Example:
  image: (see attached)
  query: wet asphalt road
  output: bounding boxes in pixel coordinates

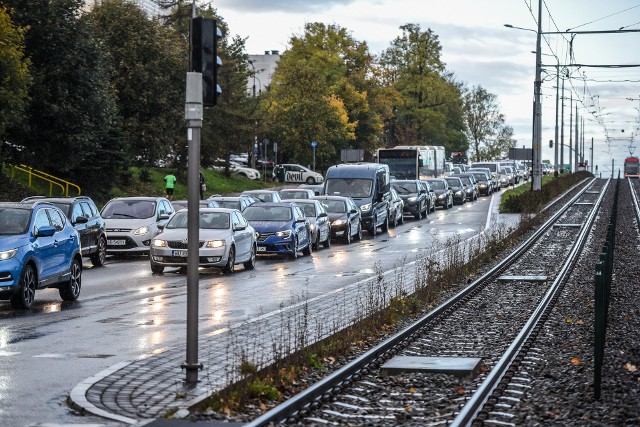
[0,194,502,426]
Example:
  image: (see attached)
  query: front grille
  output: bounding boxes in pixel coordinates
[106,228,132,233]
[167,241,205,249]
[257,232,275,242]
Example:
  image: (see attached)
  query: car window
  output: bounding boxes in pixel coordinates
[166,211,188,229]
[294,206,305,221]
[101,200,156,219]
[323,200,346,213]
[325,178,373,198]
[33,209,50,232]
[201,212,230,229]
[233,211,248,228]
[0,207,31,235]
[72,203,85,222]
[392,182,418,194]
[47,209,65,231]
[80,201,94,218]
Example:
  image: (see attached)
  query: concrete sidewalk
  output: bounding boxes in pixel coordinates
[69,190,522,426]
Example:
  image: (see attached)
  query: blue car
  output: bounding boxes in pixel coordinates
[242,202,312,259]
[0,201,83,309]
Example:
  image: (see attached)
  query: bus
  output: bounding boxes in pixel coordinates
[377,145,446,179]
[624,156,640,178]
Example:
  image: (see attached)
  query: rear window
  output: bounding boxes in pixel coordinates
[472,163,497,172]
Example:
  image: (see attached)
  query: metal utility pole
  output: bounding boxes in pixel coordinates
[560,77,565,173]
[591,137,594,173]
[554,59,559,177]
[575,104,579,171]
[569,94,573,173]
[532,0,543,190]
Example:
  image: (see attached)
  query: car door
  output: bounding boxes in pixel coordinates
[32,208,58,284]
[346,198,359,236]
[71,202,90,256]
[47,208,76,278]
[80,201,100,253]
[231,211,251,261]
[292,206,309,247]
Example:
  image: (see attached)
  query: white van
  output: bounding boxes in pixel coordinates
[471,161,502,186]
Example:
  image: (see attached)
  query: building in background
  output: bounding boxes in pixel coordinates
[247,50,281,96]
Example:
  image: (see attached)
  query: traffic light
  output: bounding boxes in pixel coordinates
[191,17,222,107]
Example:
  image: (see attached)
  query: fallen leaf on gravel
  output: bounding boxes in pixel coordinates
[259,402,267,410]
[624,363,637,372]
[571,357,581,366]
[565,317,573,323]
[456,386,465,395]
[223,406,231,416]
[623,315,630,321]
[404,405,412,411]
[576,319,585,325]
[409,387,416,393]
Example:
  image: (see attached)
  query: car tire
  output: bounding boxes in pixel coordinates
[390,211,398,228]
[355,223,363,241]
[290,237,299,259]
[344,224,352,245]
[302,238,312,256]
[243,245,256,270]
[370,216,377,236]
[421,203,428,218]
[399,212,404,225]
[306,177,316,185]
[414,206,421,220]
[381,213,389,232]
[312,230,319,251]
[11,264,36,309]
[90,236,107,267]
[222,245,235,274]
[323,231,331,248]
[150,260,164,274]
[59,258,82,302]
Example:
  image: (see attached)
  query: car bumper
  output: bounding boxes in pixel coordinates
[106,233,152,253]
[0,259,22,299]
[403,202,421,215]
[150,246,228,267]
[256,236,296,255]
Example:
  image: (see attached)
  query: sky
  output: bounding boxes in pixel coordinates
[214,0,640,175]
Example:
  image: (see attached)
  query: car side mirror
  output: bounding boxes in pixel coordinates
[420,189,426,194]
[157,223,165,230]
[74,215,89,224]
[318,212,327,218]
[233,224,246,231]
[350,208,358,214]
[36,225,56,237]
[158,213,170,220]
[295,218,306,223]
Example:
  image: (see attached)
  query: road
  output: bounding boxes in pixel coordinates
[0,193,510,426]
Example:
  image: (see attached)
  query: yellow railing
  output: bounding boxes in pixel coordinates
[8,164,81,197]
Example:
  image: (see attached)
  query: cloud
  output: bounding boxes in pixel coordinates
[216,0,358,13]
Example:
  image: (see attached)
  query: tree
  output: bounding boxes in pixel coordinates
[463,85,505,161]
[85,0,186,167]
[3,0,127,197]
[379,24,467,154]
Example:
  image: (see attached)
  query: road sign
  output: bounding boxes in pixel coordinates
[311,141,317,148]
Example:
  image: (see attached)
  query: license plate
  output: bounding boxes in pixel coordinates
[108,239,126,246]
[172,250,188,257]
[257,246,267,252]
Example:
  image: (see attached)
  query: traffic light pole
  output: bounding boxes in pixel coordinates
[183,72,203,385]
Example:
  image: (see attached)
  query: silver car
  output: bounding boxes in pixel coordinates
[294,199,331,250]
[101,196,174,254]
[149,208,257,274]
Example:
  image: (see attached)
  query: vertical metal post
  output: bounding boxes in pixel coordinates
[532,0,543,190]
[575,105,579,171]
[560,77,565,172]
[591,137,594,173]
[554,60,559,177]
[569,95,573,173]
[183,72,203,384]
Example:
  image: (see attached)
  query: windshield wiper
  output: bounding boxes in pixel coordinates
[111,212,137,218]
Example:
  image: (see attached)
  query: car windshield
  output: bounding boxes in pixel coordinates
[166,211,230,229]
[216,200,240,210]
[325,178,372,198]
[392,182,418,194]
[459,177,471,185]
[0,207,31,235]
[300,204,317,217]
[101,200,156,219]
[428,180,445,190]
[445,179,460,187]
[243,206,292,221]
[472,173,487,181]
[322,200,347,213]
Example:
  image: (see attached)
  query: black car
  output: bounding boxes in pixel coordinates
[391,179,428,220]
[22,195,107,266]
[469,171,493,196]
[425,178,453,209]
[388,187,404,227]
[444,177,467,205]
[451,174,478,201]
[312,195,362,244]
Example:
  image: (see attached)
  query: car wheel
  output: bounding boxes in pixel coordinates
[399,212,404,225]
[150,260,164,274]
[222,245,235,274]
[11,264,36,309]
[312,230,319,251]
[243,244,256,270]
[290,237,299,259]
[421,203,428,218]
[355,223,363,241]
[306,177,316,185]
[449,197,454,209]
[390,210,397,228]
[90,236,107,267]
[370,217,377,236]
[302,238,312,256]
[59,258,82,302]
[323,231,331,248]
[344,224,352,245]
[413,206,421,220]
[381,213,389,232]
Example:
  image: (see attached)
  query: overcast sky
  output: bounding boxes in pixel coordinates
[215,0,640,174]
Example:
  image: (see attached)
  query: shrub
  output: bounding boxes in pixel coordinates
[501,172,592,213]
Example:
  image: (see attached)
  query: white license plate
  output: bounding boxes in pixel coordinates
[257,246,267,252]
[172,250,188,257]
[108,239,126,246]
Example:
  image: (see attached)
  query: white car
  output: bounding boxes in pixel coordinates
[273,164,324,185]
[211,159,261,180]
[149,208,257,274]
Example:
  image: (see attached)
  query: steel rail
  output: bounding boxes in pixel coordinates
[245,178,596,426]
[628,177,640,231]
[452,178,609,426]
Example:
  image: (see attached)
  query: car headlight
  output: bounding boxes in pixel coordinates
[308,224,315,232]
[134,225,151,236]
[438,194,445,199]
[407,197,417,203]
[332,219,346,226]
[205,240,225,248]
[479,183,487,188]
[360,203,371,212]
[275,230,292,238]
[0,248,18,261]
[455,191,462,196]
[152,239,166,248]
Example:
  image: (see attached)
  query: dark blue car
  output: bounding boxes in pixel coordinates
[242,202,312,259]
[0,201,83,309]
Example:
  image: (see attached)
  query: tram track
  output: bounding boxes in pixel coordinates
[245,177,608,426]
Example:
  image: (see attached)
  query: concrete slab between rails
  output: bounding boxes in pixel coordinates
[553,223,582,228]
[380,356,483,378]
[497,275,548,282]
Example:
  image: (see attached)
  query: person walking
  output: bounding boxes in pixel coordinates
[164,171,177,201]
[199,171,206,200]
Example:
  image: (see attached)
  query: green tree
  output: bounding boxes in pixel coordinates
[379,23,467,154]
[463,85,505,162]
[3,0,127,197]
[85,0,186,167]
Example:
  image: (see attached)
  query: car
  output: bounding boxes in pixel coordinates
[388,187,404,227]
[208,195,257,211]
[211,159,261,180]
[273,164,324,185]
[468,167,500,192]
[294,199,331,250]
[420,180,438,213]
[100,196,175,255]
[469,171,493,196]
[391,179,428,220]
[312,195,362,244]
[451,174,479,201]
[279,188,317,200]
[21,195,107,267]
[171,199,221,211]
[242,202,312,259]
[0,201,83,309]
[445,177,467,204]
[425,178,454,209]
[149,208,257,274]
[502,166,516,186]
[241,190,283,203]
[298,183,324,195]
